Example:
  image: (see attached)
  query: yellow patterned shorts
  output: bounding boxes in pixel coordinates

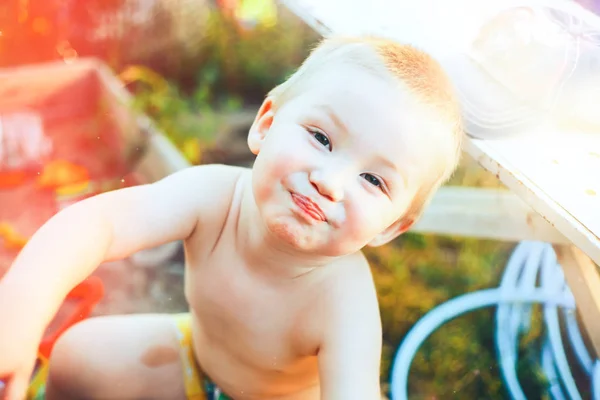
[173,313,231,400]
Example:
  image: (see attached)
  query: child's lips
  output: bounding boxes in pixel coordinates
[291,193,327,222]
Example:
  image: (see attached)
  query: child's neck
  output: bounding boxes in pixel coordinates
[236,179,336,281]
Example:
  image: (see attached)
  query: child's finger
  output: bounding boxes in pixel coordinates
[5,371,30,400]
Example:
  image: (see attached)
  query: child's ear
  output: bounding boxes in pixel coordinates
[248,97,275,155]
[367,218,414,247]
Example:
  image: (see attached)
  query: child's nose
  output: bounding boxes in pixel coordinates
[309,168,345,202]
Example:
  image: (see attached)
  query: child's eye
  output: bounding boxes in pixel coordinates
[307,128,331,150]
[361,173,384,191]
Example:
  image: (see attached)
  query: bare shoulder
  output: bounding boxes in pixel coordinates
[294,252,382,362]
[161,163,246,194]
[324,252,377,298]
[171,163,248,228]
[320,252,382,330]
[166,163,246,202]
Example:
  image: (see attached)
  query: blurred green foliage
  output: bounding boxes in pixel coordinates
[120,5,318,164]
[120,63,237,164]
[118,3,319,104]
[183,8,319,104]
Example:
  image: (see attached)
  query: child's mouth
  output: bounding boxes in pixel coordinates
[291,193,327,222]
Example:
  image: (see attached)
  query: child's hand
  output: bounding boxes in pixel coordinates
[0,291,46,400]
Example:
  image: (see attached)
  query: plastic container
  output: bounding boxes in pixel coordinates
[0,59,148,277]
[382,0,600,138]
[453,0,600,138]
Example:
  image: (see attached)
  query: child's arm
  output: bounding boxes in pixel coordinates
[2,163,242,325]
[318,261,383,400]
[0,164,242,400]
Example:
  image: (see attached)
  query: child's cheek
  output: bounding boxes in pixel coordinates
[270,132,308,171]
[354,202,389,237]
[345,204,371,238]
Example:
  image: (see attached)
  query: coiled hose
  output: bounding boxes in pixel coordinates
[390,241,599,399]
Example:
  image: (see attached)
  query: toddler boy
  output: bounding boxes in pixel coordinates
[0,36,462,400]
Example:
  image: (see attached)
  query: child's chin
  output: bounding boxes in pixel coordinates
[267,220,360,258]
[267,218,326,251]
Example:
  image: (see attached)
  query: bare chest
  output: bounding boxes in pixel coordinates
[184,240,320,370]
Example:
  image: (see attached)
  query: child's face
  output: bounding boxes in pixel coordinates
[249,62,431,256]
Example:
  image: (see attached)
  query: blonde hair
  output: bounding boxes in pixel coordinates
[269,36,463,223]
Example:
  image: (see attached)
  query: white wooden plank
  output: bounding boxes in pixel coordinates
[413,186,569,243]
[465,135,600,267]
[553,245,600,357]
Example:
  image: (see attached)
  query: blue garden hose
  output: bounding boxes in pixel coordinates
[390,241,599,400]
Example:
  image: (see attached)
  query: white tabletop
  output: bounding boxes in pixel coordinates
[282,0,600,266]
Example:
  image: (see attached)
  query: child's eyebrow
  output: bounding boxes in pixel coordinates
[374,154,398,172]
[373,154,408,187]
[316,104,349,134]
